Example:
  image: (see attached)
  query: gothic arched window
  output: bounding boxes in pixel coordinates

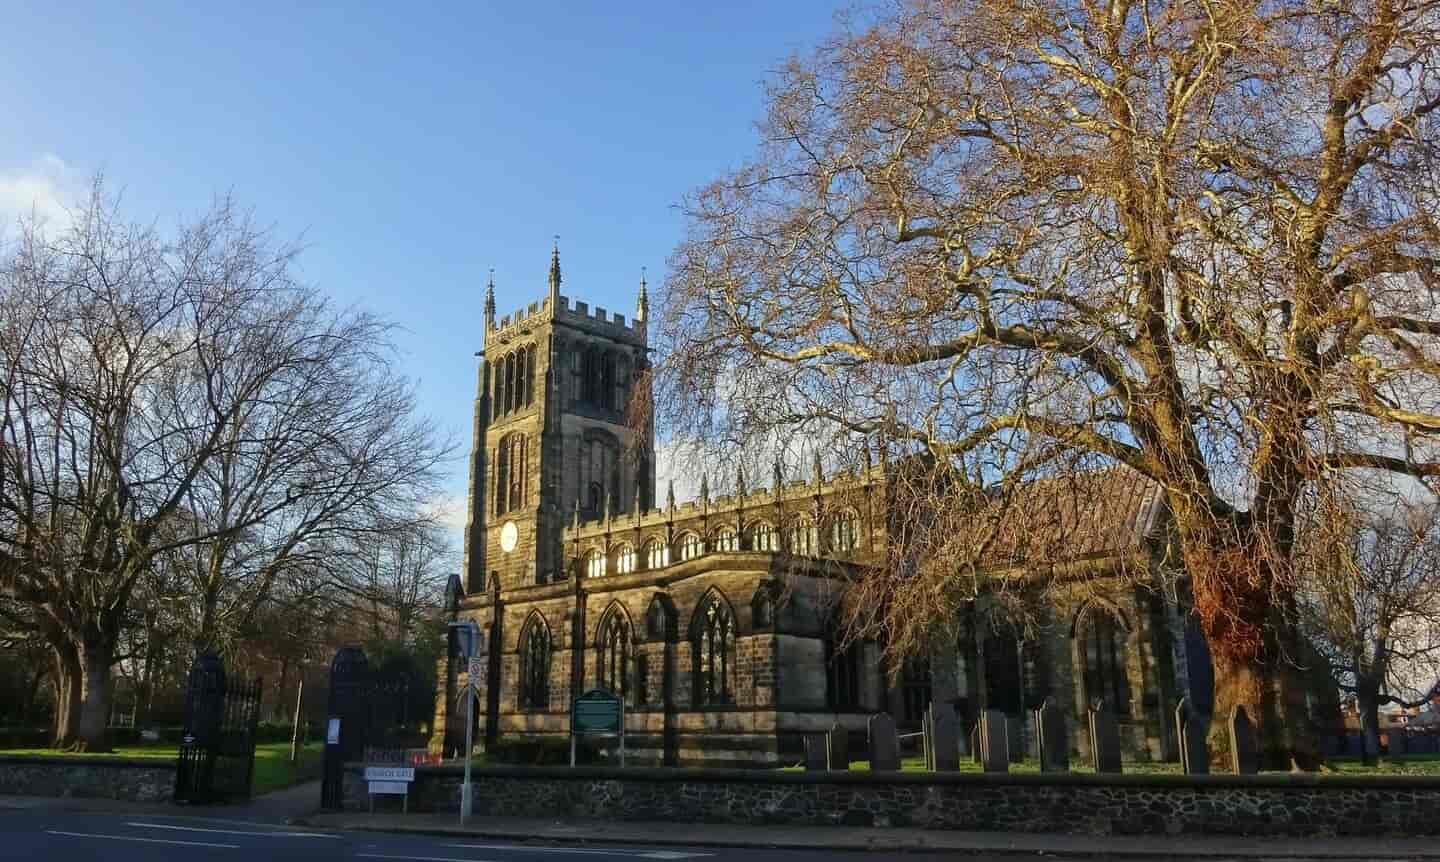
[495,433,526,516]
[830,510,858,552]
[713,527,738,552]
[490,360,504,421]
[645,539,669,570]
[787,518,818,556]
[678,532,703,561]
[1077,605,1131,715]
[518,615,551,710]
[900,657,931,723]
[615,544,636,575]
[596,606,631,699]
[827,631,863,710]
[749,522,776,552]
[504,352,517,415]
[983,623,1024,715]
[585,548,606,578]
[601,351,617,410]
[693,592,736,706]
[524,344,536,406]
[645,597,669,640]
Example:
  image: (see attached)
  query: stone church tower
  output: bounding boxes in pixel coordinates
[463,243,653,595]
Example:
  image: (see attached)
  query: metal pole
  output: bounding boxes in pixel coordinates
[461,689,473,825]
[289,673,305,764]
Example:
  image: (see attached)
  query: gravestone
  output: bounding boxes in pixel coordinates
[1390,731,1408,758]
[928,703,960,771]
[1228,704,1259,775]
[826,723,850,771]
[1176,697,1210,775]
[1088,701,1122,774]
[970,723,982,763]
[868,713,900,772]
[804,733,827,770]
[980,709,1009,773]
[1036,697,1069,773]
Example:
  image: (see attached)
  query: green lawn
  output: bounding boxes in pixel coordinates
[0,740,325,796]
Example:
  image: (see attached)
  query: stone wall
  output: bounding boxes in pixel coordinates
[0,755,176,802]
[342,764,1440,837]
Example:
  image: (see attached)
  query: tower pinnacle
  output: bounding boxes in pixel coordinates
[548,236,562,312]
[484,268,496,330]
[636,267,649,323]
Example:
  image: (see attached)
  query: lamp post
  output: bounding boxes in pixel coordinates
[448,619,483,825]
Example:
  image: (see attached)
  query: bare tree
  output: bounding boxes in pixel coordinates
[654,0,1440,765]
[0,180,446,749]
[1298,497,1440,762]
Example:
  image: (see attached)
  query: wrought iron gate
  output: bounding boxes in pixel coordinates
[320,646,420,811]
[174,653,263,804]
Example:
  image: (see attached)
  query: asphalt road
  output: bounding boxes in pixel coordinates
[0,809,1090,862]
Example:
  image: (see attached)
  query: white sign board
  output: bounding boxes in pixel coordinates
[368,780,410,796]
[326,718,340,744]
[363,766,416,782]
[468,656,484,679]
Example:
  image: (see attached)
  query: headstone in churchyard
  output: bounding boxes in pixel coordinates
[1036,697,1069,773]
[804,733,826,770]
[1390,730,1408,758]
[1088,700,1122,774]
[980,709,1009,773]
[1228,704,1258,775]
[970,723,982,763]
[868,713,900,772]
[826,723,850,771]
[928,703,960,771]
[1176,697,1210,775]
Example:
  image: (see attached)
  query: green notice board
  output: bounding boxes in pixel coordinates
[572,688,623,735]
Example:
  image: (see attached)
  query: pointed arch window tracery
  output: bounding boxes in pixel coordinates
[693,592,736,706]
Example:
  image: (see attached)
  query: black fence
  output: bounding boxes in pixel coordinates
[174,654,263,804]
[320,646,418,811]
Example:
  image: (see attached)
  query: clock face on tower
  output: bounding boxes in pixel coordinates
[499,520,519,553]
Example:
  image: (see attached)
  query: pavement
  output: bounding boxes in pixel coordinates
[1,784,1438,860]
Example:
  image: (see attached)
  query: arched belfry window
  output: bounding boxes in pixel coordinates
[495,433,527,516]
[1077,604,1131,715]
[596,605,631,699]
[518,614,552,711]
[692,591,736,706]
[525,344,537,406]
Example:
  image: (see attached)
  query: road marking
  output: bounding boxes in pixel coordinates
[128,822,341,839]
[46,829,237,849]
[356,855,504,862]
[441,845,713,859]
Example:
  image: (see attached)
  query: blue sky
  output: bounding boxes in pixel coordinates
[0,1,846,533]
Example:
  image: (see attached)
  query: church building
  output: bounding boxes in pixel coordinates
[431,247,1216,768]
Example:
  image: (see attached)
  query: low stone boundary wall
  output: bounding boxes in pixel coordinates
[342,763,1440,837]
[0,755,176,803]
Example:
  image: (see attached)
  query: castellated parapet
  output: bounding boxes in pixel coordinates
[487,295,646,345]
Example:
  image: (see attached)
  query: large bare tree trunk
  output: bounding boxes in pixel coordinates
[76,640,114,752]
[50,644,81,748]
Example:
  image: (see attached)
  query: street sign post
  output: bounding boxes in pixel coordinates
[362,764,416,813]
[570,688,625,767]
[448,619,484,826]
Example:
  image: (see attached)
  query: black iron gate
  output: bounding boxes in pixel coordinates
[174,653,263,804]
[320,646,420,811]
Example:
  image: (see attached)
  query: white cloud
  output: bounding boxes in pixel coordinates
[0,154,77,234]
[422,491,469,549]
